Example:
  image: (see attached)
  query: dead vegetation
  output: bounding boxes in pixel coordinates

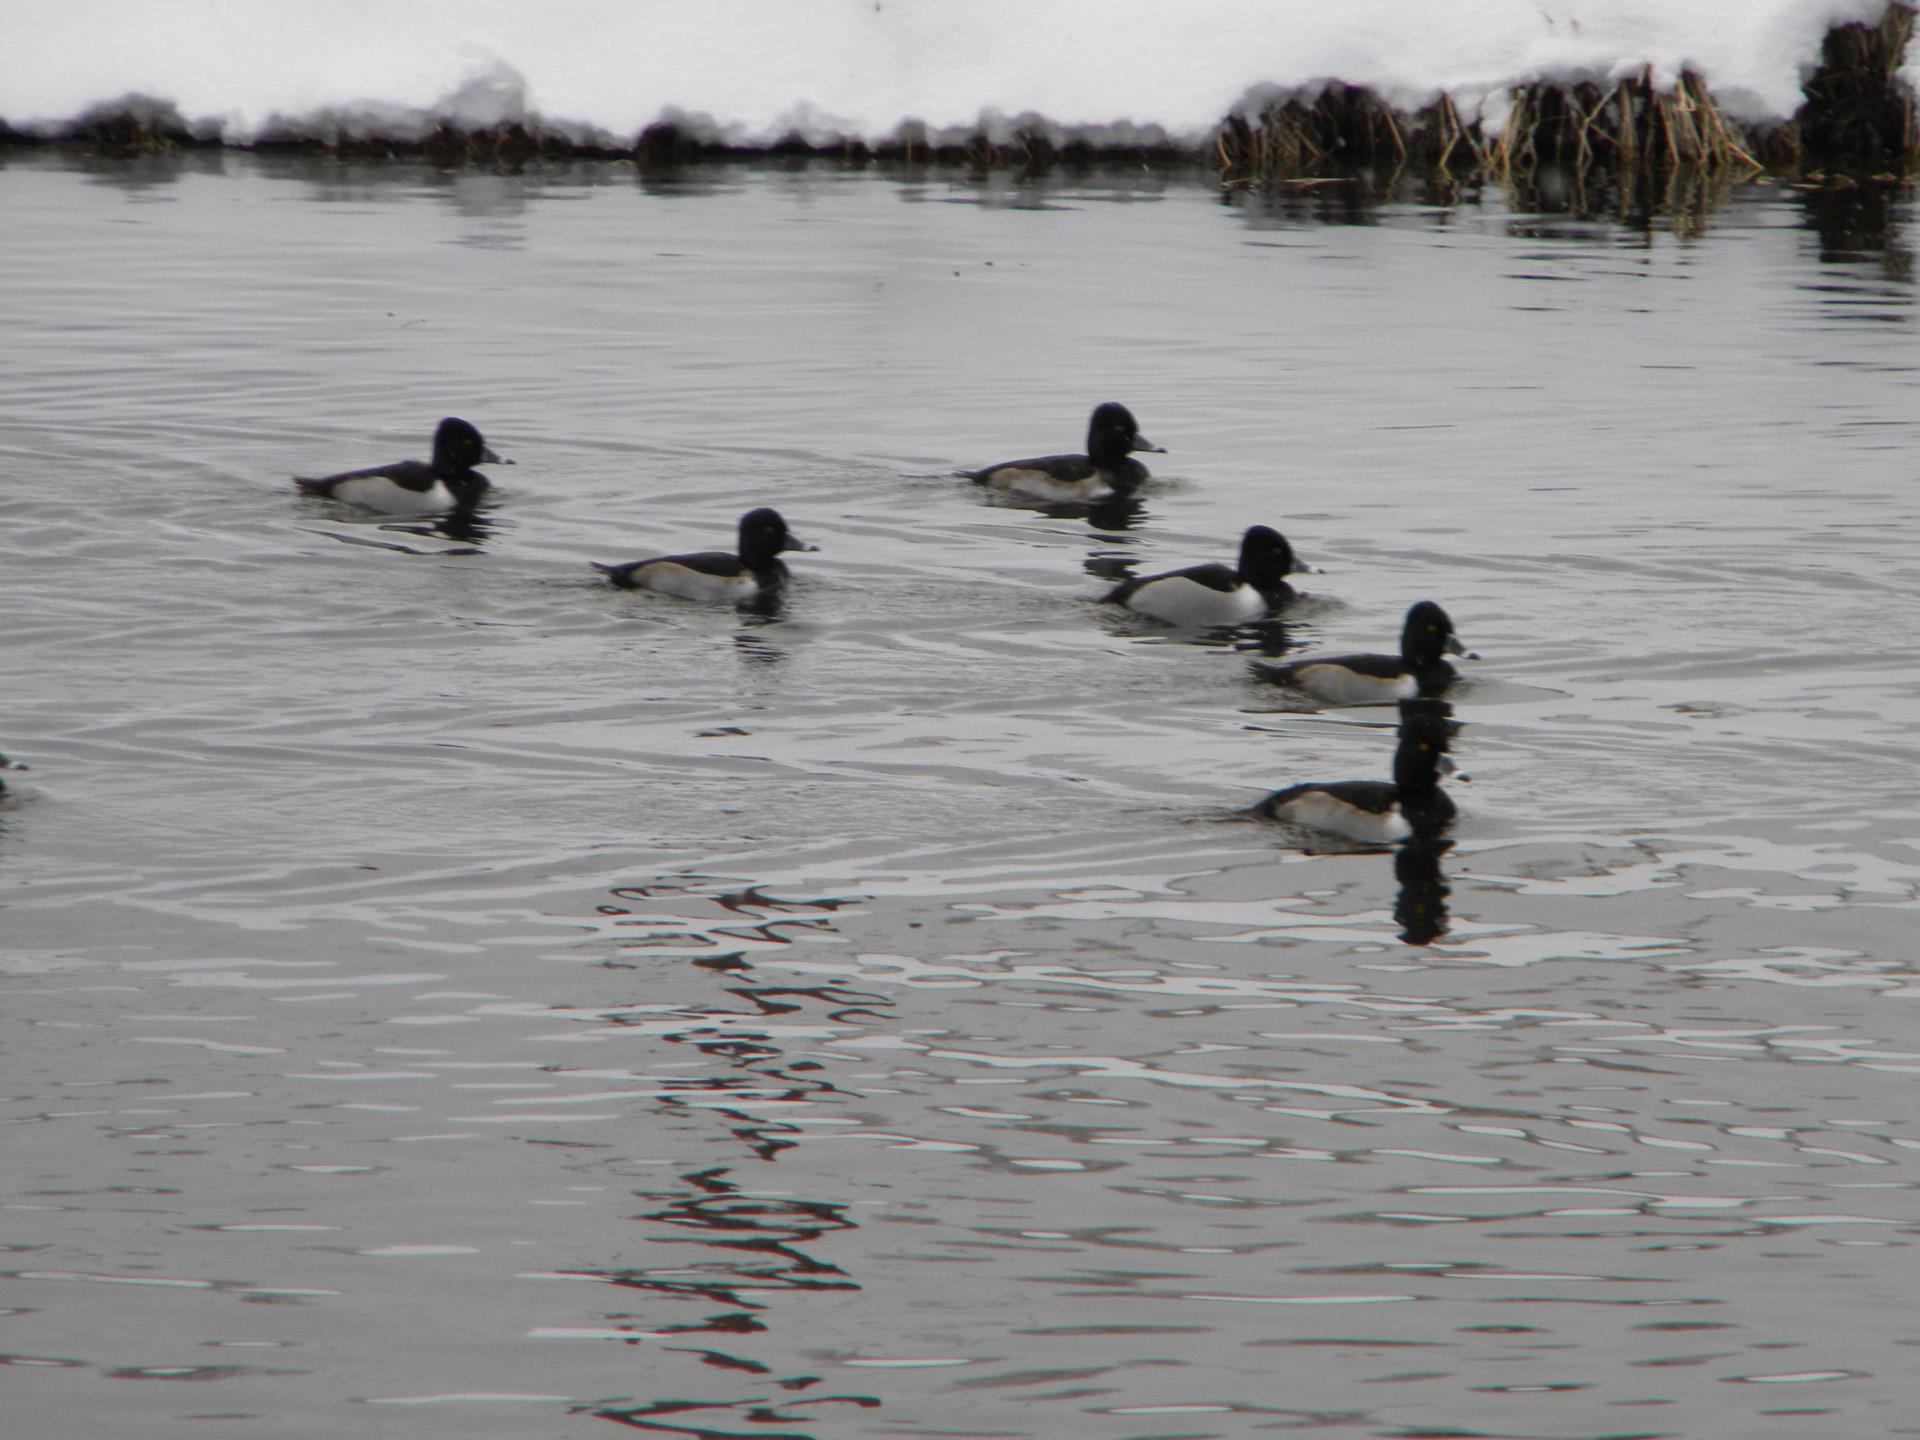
[5,4,1914,199]
[1217,3,1916,200]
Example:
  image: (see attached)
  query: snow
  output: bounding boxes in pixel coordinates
[1,0,1900,147]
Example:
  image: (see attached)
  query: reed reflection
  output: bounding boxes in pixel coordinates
[1795,179,1912,282]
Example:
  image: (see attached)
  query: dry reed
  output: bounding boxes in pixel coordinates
[6,3,1913,190]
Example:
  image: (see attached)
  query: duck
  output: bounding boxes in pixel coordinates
[592,508,816,603]
[1254,600,1467,704]
[1250,707,1456,844]
[295,417,510,514]
[1103,525,1296,626]
[963,402,1164,502]
[0,752,27,805]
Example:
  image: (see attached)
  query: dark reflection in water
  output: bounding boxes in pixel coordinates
[304,518,490,557]
[1401,694,1459,739]
[1225,175,1385,229]
[439,172,530,251]
[908,167,1180,211]
[633,164,749,200]
[1394,837,1452,945]
[1080,548,1134,585]
[1505,164,1710,237]
[582,1389,880,1438]
[72,150,227,193]
[1794,180,1914,282]
[731,624,787,667]
[1081,494,1148,532]
[1227,616,1297,657]
[567,882,886,1435]
[37,150,1919,281]
[344,506,504,549]
[737,587,790,625]
[1223,156,1915,258]
[972,488,1151,531]
[422,506,500,547]
[605,1163,860,1325]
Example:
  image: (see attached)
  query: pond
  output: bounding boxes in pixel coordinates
[3,151,1917,1438]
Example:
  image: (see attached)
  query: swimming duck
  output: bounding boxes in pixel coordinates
[1254,600,1467,704]
[964,402,1164,502]
[592,508,816,603]
[1250,707,1456,844]
[1104,525,1295,626]
[0,752,27,805]
[295,417,509,514]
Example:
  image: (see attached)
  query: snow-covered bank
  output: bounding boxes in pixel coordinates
[4,1,1914,170]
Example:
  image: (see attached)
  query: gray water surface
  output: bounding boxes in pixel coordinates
[3,153,1918,1439]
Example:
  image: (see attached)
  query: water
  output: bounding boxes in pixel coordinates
[3,152,1918,1438]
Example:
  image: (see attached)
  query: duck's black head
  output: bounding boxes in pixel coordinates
[1237,524,1295,596]
[1400,600,1465,668]
[1085,402,1164,467]
[430,417,508,476]
[737,507,817,571]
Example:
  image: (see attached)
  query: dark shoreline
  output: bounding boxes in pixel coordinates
[5,5,1915,190]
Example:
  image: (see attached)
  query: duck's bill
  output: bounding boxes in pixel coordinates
[482,446,514,465]
[785,536,821,552]
[1132,435,1167,454]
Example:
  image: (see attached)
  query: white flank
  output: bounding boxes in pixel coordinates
[1127,577,1266,627]
[1273,790,1410,844]
[632,562,760,604]
[325,476,455,515]
[1287,662,1417,706]
[988,468,1111,502]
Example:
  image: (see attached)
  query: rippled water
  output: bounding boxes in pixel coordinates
[4,152,1918,1438]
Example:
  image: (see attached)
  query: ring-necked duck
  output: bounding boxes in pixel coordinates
[1104,525,1295,627]
[0,752,27,805]
[295,417,510,514]
[1255,600,1467,704]
[1251,707,1456,844]
[592,508,816,603]
[963,402,1164,502]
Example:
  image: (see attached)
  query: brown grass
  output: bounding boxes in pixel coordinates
[5,5,1913,190]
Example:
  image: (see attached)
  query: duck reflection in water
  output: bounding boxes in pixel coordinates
[312,509,500,557]
[1084,491,1148,532]
[733,620,787,666]
[1394,837,1452,945]
[415,506,500,548]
